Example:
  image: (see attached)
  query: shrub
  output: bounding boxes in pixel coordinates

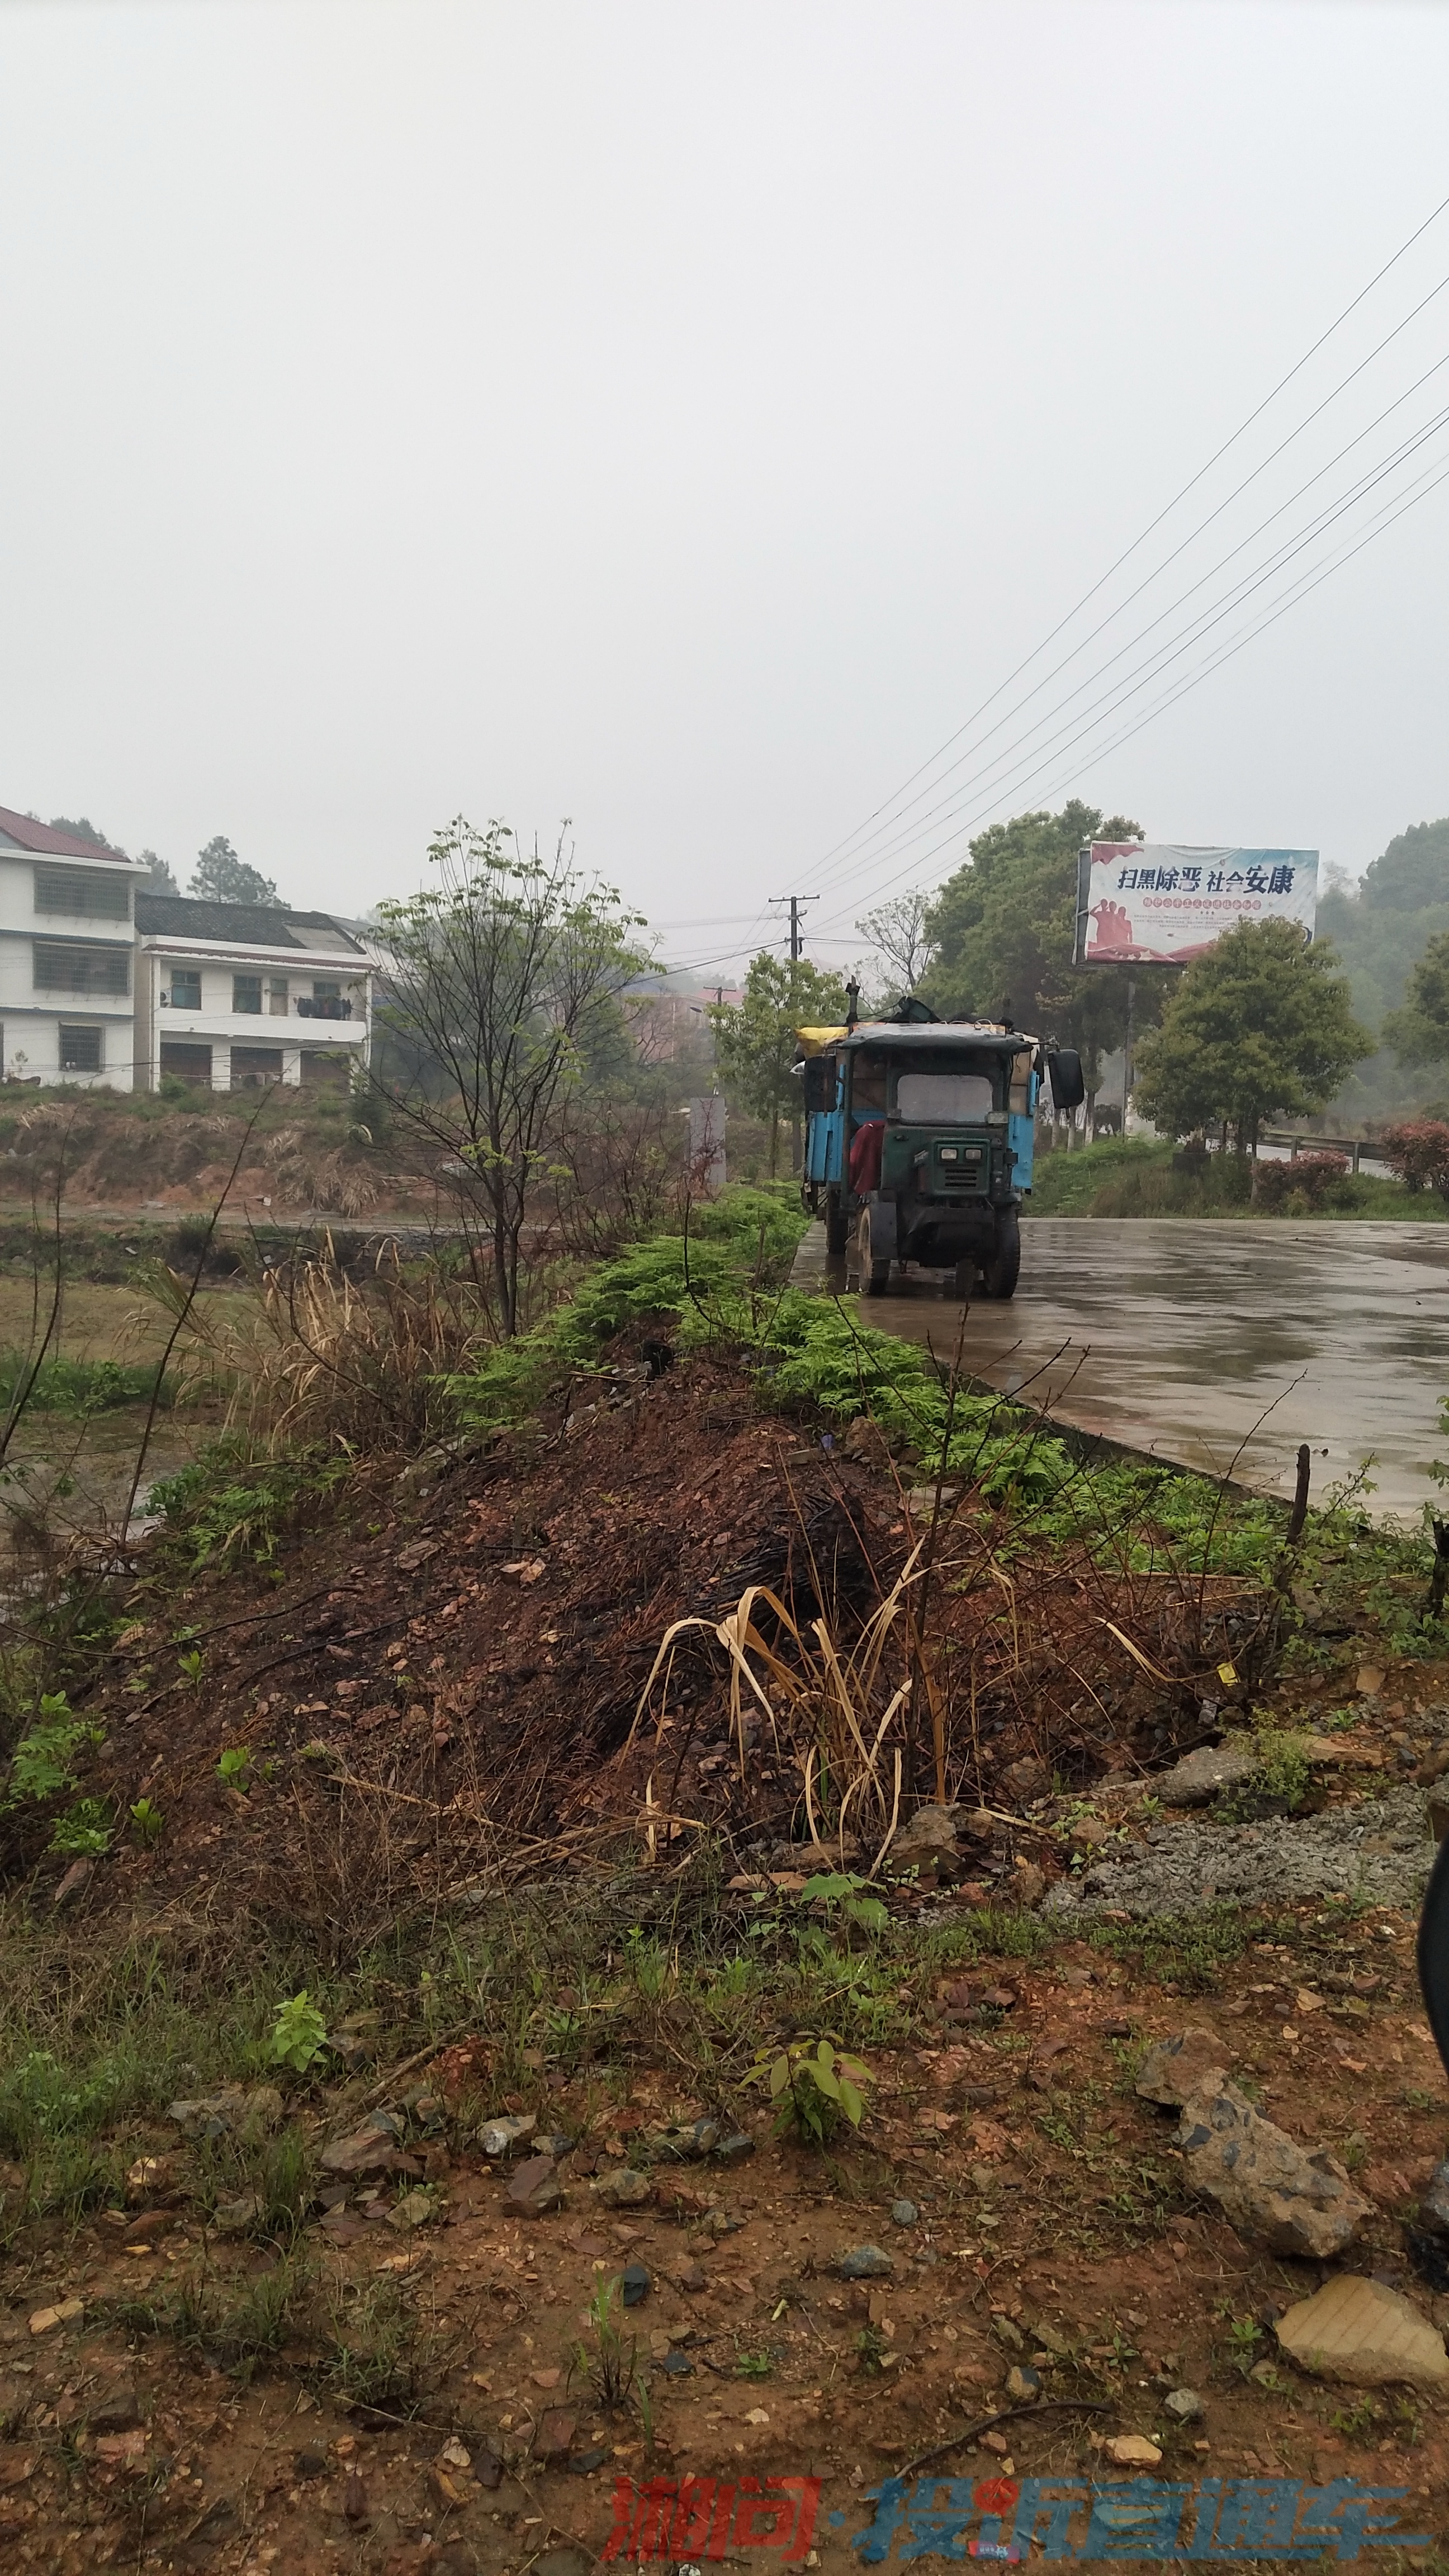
[1252,1150,1349,1213]
[1380,1119,1449,1195]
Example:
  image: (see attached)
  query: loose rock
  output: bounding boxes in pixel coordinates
[508,2156,563,2215]
[478,2115,537,2158]
[621,2262,650,2307]
[1419,2160,1449,2239]
[1275,2275,1449,2390]
[591,2166,652,2208]
[532,2409,577,2464]
[319,2111,407,2178]
[88,2387,141,2433]
[836,2244,894,2279]
[890,1805,960,1874]
[1175,2078,1372,2258]
[1104,2434,1163,2468]
[1135,2028,1232,2109]
[1005,2365,1040,2401]
[1163,2387,1205,2423]
[1152,1744,1262,1807]
[890,2199,919,2228]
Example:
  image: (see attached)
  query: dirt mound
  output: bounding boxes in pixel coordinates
[0,1098,425,1215]
[75,1350,915,1940]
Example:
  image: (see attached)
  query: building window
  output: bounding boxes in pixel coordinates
[313,979,340,1000]
[168,969,202,1010]
[268,978,290,1016]
[34,866,131,922]
[233,974,263,1014]
[59,1025,103,1072]
[33,941,130,996]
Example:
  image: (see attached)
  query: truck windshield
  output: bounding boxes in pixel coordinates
[896,1070,995,1121]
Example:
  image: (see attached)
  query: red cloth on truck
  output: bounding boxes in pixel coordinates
[849,1120,884,1195]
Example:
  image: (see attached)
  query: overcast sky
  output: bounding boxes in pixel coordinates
[3,0,1449,978]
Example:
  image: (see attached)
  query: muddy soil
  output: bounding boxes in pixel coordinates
[4,1915,1449,2573]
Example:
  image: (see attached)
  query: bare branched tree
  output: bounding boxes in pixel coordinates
[375,818,655,1334]
[855,888,936,997]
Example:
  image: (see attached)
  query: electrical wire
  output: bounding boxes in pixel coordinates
[809,340,1449,904]
[808,190,1449,889]
[819,442,1449,926]
[813,394,1449,899]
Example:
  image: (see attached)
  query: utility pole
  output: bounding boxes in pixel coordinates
[770,894,817,962]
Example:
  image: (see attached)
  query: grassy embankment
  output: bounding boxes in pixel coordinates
[1027,1132,1447,1220]
[0,1181,1443,2209]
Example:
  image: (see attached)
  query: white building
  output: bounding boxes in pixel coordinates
[0,806,151,1088]
[134,896,371,1093]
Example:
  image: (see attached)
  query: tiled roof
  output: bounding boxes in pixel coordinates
[0,806,130,860]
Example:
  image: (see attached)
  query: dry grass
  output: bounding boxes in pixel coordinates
[632,1560,925,1866]
[155,1240,500,1457]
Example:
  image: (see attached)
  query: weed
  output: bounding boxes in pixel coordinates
[2,1694,101,1807]
[1221,2316,1265,2379]
[801,1871,889,1936]
[177,1647,205,1690]
[48,1797,112,1855]
[571,2274,642,2412]
[216,1746,252,1790]
[855,2323,893,2374]
[148,1441,349,1573]
[735,2349,774,2379]
[750,2035,871,2147]
[322,2274,437,2413]
[129,1797,164,1846]
[1085,1903,1248,1994]
[268,1992,329,2074]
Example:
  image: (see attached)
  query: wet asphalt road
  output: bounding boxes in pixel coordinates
[797,1218,1449,1522]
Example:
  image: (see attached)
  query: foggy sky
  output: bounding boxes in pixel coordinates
[3,0,1448,979]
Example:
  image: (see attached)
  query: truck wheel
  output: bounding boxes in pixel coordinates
[858,1210,891,1296]
[825,1187,850,1255]
[981,1211,1021,1300]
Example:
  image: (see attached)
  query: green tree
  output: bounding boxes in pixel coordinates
[49,815,125,852]
[141,851,181,893]
[921,799,1149,1094]
[191,836,282,907]
[709,953,849,1176]
[1358,817,1449,915]
[1132,918,1373,1151]
[1385,930,1449,1066]
[377,818,653,1334]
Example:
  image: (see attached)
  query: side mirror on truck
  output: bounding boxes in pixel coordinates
[1048,1050,1085,1112]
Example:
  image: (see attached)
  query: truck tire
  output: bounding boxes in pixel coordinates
[981,1211,1021,1300]
[857,1209,891,1296]
[825,1187,850,1255]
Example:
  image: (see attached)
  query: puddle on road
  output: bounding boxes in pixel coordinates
[802,1218,1449,1522]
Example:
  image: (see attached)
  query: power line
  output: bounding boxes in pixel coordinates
[816,441,1449,928]
[815,393,1449,900]
[807,187,1449,891]
[811,336,1449,906]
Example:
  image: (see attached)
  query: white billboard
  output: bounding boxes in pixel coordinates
[1076,842,1318,967]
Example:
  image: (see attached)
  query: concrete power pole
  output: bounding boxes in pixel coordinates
[770,894,817,962]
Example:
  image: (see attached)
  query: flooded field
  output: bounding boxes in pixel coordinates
[0,1276,247,1561]
[801,1216,1449,1521]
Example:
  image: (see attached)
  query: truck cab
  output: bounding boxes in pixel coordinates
[798,1007,1083,1298]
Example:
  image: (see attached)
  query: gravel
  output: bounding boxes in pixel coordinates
[1042,1785,1433,1920]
